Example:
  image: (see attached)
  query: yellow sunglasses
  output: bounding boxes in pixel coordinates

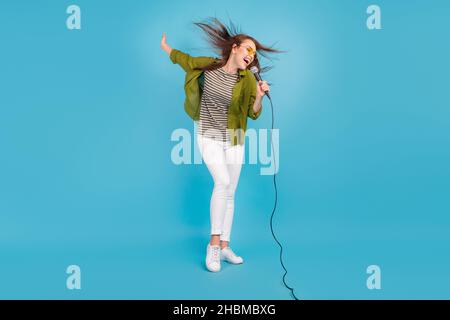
[241,45,256,57]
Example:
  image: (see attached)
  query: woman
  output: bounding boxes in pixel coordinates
[161,18,281,272]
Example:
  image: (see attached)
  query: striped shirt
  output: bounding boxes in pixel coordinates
[198,67,239,143]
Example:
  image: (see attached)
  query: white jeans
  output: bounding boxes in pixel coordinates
[197,133,245,242]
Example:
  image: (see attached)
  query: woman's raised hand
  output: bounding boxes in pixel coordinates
[161,32,172,56]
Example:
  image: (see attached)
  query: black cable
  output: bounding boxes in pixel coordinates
[266,95,300,300]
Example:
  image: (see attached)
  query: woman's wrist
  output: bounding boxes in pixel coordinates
[163,45,172,56]
[253,97,262,112]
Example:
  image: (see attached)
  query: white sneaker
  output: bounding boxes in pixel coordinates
[220,247,244,264]
[205,244,221,272]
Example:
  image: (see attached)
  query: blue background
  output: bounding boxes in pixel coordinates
[0,0,449,299]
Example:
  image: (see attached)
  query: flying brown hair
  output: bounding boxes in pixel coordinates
[193,17,283,73]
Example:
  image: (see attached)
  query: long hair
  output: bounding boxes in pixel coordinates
[193,17,283,73]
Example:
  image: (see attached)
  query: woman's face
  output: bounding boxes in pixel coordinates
[232,39,257,70]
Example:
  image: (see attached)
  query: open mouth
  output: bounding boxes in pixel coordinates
[243,57,251,65]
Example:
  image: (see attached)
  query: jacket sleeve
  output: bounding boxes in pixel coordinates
[247,76,263,120]
[170,48,217,73]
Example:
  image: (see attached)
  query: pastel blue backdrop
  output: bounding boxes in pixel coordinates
[0,0,449,299]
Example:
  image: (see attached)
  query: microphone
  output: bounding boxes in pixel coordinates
[250,66,271,100]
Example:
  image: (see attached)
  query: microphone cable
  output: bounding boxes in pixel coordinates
[266,95,300,301]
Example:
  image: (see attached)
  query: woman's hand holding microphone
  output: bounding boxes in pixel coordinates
[256,80,270,99]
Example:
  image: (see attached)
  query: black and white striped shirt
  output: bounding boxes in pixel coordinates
[198,67,239,143]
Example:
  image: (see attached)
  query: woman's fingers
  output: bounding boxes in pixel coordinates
[161,32,169,48]
[161,32,172,55]
[259,80,270,92]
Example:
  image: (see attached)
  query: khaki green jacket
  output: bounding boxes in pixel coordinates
[169,48,263,146]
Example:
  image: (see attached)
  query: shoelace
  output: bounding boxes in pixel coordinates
[211,247,220,260]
